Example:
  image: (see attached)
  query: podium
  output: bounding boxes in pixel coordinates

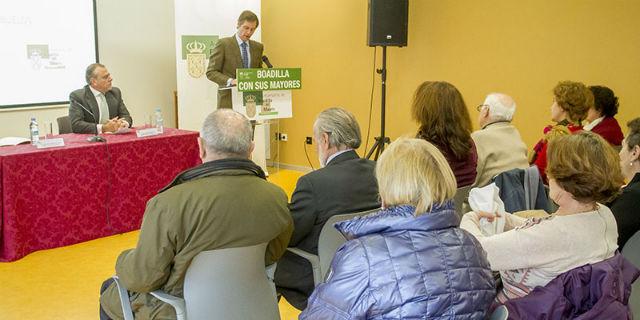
[227,68,301,173]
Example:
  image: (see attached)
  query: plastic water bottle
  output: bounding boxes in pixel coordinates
[155,107,164,134]
[29,117,40,145]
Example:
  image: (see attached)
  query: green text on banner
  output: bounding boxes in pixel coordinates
[236,68,302,92]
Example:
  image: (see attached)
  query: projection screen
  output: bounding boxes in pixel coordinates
[0,0,98,109]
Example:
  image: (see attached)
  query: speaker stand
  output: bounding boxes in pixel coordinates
[366,46,391,160]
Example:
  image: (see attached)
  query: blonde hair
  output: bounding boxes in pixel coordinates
[376,138,457,215]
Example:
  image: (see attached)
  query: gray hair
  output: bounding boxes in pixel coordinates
[484,93,516,122]
[313,107,362,149]
[85,63,105,84]
[201,109,253,157]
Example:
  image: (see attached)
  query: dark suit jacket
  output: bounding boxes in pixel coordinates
[69,85,133,134]
[608,173,640,249]
[206,36,263,108]
[274,150,380,310]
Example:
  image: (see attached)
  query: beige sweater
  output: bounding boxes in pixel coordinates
[460,204,618,302]
[471,121,529,187]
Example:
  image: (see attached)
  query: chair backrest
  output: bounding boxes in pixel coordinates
[57,116,72,134]
[623,231,640,317]
[454,185,472,218]
[493,166,551,213]
[183,243,279,320]
[318,208,378,282]
[623,231,640,268]
[489,305,508,320]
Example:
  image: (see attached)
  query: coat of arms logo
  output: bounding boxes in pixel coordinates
[186,40,206,78]
[245,95,257,118]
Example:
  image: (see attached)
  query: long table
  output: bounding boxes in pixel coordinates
[0,128,201,261]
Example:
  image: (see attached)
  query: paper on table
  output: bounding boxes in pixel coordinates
[468,183,507,236]
[0,137,30,146]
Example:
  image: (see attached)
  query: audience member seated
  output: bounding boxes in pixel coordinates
[275,107,380,310]
[462,132,623,304]
[472,93,528,187]
[530,81,589,183]
[98,109,293,320]
[584,85,624,146]
[412,81,477,187]
[608,117,640,248]
[69,63,133,134]
[301,138,496,319]
[502,253,639,319]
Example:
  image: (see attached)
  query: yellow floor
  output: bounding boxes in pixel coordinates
[0,167,305,320]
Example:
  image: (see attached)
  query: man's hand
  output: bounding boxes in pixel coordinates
[117,119,128,129]
[231,79,238,86]
[102,117,120,133]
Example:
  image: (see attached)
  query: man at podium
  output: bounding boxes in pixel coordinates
[206,10,264,108]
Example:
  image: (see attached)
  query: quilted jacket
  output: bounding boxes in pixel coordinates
[502,253,639,319]
[300,203,496,319]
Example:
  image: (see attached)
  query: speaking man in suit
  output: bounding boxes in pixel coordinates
[69,63,133,134]
[206,10,263,109]
[274,107,380,310]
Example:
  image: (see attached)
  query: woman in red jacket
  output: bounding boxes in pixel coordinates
[530,81,589,184]
[584,85,624,147]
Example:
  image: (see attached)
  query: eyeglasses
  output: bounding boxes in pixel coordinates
[476,104,489,112]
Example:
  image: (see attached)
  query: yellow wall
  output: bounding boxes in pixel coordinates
[262,0,640,168]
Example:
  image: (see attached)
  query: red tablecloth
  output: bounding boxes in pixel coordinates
[0,128,201,261]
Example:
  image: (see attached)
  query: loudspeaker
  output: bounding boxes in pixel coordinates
[367,0,408,47]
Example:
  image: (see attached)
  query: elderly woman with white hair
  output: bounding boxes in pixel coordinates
[300,138,495,319]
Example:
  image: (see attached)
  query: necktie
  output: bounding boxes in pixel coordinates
[241,42,249,68]
[98,93,109,124]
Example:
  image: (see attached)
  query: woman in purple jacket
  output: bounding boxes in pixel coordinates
[300,138,495,319]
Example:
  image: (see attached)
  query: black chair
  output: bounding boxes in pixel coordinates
[57,116,72,134]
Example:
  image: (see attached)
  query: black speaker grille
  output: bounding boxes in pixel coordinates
[367,0,408,47]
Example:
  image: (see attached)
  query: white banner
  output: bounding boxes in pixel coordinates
[231,88,293,121]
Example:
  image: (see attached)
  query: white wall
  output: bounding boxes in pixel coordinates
[0,0,177,137]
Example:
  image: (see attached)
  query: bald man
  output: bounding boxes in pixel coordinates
[472,93,529,187]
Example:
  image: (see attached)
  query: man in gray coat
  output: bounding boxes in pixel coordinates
[472,93,529,187]
[206,10,264,108]
[275,107,380,310]
[99,109,293,320]
[69,63,133,134]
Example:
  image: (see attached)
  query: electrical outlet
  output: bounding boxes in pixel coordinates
[305,137,313,145]
[280,133,288,141]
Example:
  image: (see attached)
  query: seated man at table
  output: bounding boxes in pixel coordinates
[274,107,380,310]
[69,63,133,134]
[98,109,293,320]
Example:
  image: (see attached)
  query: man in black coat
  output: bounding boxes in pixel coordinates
[275,107,380,310]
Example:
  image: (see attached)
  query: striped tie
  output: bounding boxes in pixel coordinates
[241,42,249,68]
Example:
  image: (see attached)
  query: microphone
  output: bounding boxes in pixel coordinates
[70,99,97,123]
[261,56,273,68]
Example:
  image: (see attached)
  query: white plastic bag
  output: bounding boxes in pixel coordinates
[468,183,507,235]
